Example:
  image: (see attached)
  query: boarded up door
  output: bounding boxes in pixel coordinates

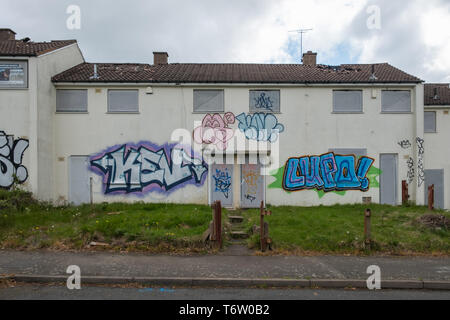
[424,169,444,209]
[210,164,233,207]
[69,156,90,205]
[380,154,397,205]
[241,164,264,208]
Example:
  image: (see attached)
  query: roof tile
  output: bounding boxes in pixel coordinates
[424,83,450,106]
[0,39,77,57]
[52,62,422,84]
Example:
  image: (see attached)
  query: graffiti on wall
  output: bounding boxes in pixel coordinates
[242,165,259,203]
[213,167,232,199]
[282,153,374,192]
[253,92,274,111]
[407,157,415,185]
[0,131,29,188]
[235,112,284,142]
[416,137,425,187]
[193,112,235,150]
[90,142,208,194]
[269,164,381,198]
[398,140,412,149]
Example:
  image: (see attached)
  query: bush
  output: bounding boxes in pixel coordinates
[0,189,37,211]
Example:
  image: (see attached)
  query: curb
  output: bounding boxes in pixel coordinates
[2,274,450,290]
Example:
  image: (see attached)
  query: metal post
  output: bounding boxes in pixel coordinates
[402,180,409,205]
[211,201,222,249]
[428,185,434,211]
[260,201,272,252]
[364,209,372,249]
[260,201,266,252]
[216,201,222,248]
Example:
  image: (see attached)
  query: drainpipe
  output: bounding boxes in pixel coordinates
[414,83,425,205]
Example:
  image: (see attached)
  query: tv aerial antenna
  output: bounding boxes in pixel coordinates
[289,28,313,62]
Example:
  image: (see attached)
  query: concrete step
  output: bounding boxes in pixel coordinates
[228,215,244,223]
[229,239,248,245]
[230,231,249,239]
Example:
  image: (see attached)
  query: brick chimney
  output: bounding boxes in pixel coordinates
[0,28,16,41]
[302,51,317,66]
[153,52,169,65]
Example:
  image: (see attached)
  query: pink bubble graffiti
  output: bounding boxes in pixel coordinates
[193,112,235,150]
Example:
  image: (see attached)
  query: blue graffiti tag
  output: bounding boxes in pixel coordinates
[283,153,374,192]
[90,142,208,194]
[254,92,274,111]
[213,168,232,199]
[235,113,285,142]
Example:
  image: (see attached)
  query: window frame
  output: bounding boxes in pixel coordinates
[332,90,363,114]
[0,60,28,89]
[107,89,139,113]
[381,90,412,113]
[249,90,281,113]
[424,111,437,133]
[56,89,88,113]
[193,89,225,113]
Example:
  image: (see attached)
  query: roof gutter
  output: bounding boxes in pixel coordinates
[53,82,421,88]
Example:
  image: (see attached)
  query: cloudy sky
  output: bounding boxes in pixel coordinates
[3,0,450,82]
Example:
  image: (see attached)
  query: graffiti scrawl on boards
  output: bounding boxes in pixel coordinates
[0,131,29,188]
[213,167,232,199]
[90,142,208,194]
[283,153,374,192]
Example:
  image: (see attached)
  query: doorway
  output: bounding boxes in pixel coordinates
[380,154,398,205]
[424,169,444,209]
[69,156,90,205]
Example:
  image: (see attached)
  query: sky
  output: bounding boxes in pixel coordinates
[3,0,450,82]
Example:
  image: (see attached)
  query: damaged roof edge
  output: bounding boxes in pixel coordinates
[51,62,423,84]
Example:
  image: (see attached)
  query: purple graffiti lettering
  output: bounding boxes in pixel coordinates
[90,141,207,195]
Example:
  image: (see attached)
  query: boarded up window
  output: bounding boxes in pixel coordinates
[333,90,363,113]
[56,89,88,112]
[382,90,411,113]
[249,90,280,113]
[424,111,436,133]
[193,90,224,112]
[329,148,367,158]
[108,90,139,112]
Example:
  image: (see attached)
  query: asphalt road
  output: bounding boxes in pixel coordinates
[0,283,449,300]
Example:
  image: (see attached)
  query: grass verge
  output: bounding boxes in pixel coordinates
[238,204,450,255]
[0,190,217,253]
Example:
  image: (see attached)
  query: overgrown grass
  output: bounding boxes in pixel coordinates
[0,190,215,252]
[239,204,450,255]
[1,189,449,255]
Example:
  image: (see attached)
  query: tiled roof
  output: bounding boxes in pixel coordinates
[424,83,450,106]
[0,39,77,57]
[52,62,422,84]
[52,63,156,82]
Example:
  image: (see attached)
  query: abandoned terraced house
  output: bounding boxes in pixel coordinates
[1,28,449,209]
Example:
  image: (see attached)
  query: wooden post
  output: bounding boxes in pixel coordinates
[364,209,371,249]
[260,201,272,252]
[428,185,434,211]
[216,201,222,248]
[402,180,409,205]
[210,201,222,248]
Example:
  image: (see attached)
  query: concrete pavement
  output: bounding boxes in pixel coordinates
[2,284,450,300]
[1,250,449,289]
